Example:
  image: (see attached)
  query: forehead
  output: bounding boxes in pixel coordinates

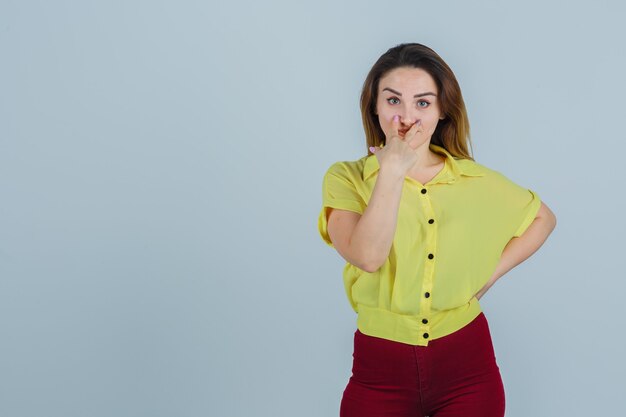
[378,67,437,93]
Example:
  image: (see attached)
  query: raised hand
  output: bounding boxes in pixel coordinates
[369,115,431,178]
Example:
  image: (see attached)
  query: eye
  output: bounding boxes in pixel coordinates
[386,97,400,105]
[417,100,430,108]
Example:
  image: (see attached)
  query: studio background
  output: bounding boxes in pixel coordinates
[1,1,624,416]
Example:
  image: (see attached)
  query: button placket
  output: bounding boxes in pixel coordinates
[418,186,438,344]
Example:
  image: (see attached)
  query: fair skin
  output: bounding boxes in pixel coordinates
[327,66,557,298]
[374,66,446,181]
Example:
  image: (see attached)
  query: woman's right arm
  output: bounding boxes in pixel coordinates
[327,167,406,272]
[327,115,429,272]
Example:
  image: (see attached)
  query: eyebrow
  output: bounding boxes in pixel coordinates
[382,87,437,98]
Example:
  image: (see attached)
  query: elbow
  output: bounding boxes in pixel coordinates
[550,213,556,231]
[344,238,387,273]
[544,207,557,232]
[357,251,386,273]
[360,262,381,273]
[536,202,557,232]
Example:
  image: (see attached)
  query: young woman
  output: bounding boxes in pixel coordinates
[317,43,557,417]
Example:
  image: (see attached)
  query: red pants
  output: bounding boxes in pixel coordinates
[340,312,505,417]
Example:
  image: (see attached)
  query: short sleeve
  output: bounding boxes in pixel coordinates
[493,171,542,238]
[317,162,366,247]
[512,188,542,238]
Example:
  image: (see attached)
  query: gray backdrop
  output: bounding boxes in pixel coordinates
[1,0,625,416]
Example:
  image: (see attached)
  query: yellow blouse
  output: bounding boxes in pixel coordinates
[317,144,541,346]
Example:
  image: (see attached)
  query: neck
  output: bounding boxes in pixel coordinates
[409,144,445,172]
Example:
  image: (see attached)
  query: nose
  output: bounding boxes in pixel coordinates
[399,107,417,127]
[400,116,416,127]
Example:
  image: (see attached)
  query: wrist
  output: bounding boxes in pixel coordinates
[378,165,406,183]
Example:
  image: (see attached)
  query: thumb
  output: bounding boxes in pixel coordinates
[391,114,400,136]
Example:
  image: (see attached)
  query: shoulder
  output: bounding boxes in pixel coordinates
[324,156,367,179]
[455,158,510,181]
[459,158,536,202]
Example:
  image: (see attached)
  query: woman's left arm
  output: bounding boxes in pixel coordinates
[475,201,557,300]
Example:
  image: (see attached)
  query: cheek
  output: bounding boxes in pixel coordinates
[378,110,397,129]
[376,113,391,131]
[423,111,442,127]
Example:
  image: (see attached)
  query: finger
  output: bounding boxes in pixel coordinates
[390,115,400,138]
[407,122,426,149]
[407,120,421,135]
[404,120,421,140]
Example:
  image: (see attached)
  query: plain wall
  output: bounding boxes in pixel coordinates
[1,0,625,416]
